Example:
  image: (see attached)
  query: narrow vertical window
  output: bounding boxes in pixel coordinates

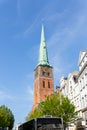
[48,72,50,76]
[48,81,50,88]
[43,81,45,88]
[42,71,45,76]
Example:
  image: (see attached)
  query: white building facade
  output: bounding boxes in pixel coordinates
[60,50,87,126]
[78,50,87,125]
[60,77,68,97]
[68,71,81,114]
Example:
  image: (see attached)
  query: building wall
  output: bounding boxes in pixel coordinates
[68,71,80,111]
[60,77,68,97]
[33,65,54,109]
[60,50,87,125]
[78,51,87,124]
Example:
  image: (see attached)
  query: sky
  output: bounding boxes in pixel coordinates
[0,0,87,127]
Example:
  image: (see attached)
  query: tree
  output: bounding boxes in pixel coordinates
[26,108,42,121]
[26,93,77,129]
[0,105,15,130]
[59,95,77,129]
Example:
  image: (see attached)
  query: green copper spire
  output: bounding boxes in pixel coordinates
[37,24,51,67]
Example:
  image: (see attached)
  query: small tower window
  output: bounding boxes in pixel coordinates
[42,71,45,76]
[48,81,50,88]
[48,72,50,76]
[43,81,45,88]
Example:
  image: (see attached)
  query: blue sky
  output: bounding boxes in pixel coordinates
[0,0,87,127]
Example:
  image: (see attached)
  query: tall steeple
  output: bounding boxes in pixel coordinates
[33,24,54,110]
[38,24,51,67]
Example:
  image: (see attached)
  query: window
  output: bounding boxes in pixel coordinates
[70,81,72,84]
[43,81,45,88]
[47,72,50,76]
[85,73,87,76]
[70,86,72,91]
[42,71,45,76]
[73,75,78,83]
[82,97,84,108]
[48,81,50,88]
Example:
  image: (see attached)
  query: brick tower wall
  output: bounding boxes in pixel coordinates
[33,65,54,108]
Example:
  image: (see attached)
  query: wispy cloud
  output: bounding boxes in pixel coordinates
[50,55,67,81]
[15,10,42,39]
[25,74,34,100]
[48,15,87,48]
[26,73,33,80]
[21,12,44,38]
[27,86,33,97]
[47,6,87,85]
[15,2,57,38]
[14,18,37,39]
[47,2,87,57]
[0,90,14,101]
[0,86,33,104]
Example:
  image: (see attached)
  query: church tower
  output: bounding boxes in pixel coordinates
[33,24,54,109]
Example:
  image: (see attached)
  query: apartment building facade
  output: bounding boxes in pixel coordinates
[60,50,87,126]
[78,50,87,125]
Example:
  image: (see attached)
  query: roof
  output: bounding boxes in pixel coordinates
[37,24,52,67]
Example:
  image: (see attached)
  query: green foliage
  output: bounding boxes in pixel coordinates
[0,105,15,130]
[26,108,42,121]
[60,96,76,126]
[26,92,77,127]
[39,93,61,116]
